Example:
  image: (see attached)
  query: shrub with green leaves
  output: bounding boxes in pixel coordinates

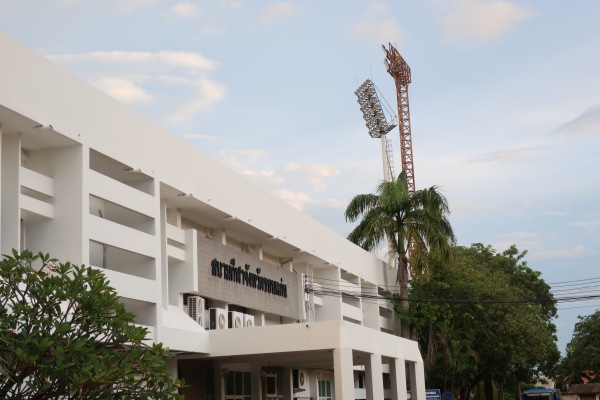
[0,250,183,399]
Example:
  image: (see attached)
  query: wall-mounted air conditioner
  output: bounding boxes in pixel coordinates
[298,369,308,389]
[228,311,244,329]
[243,314,255,328]
[187,296,205,328]
[293,369,309,390]
[209,308,227,330]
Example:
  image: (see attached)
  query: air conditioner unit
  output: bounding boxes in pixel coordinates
[209,308,227,330]
[228,311,244,329]
[187,296,205,327]
[243,314,255,328]
[298,369,308,389]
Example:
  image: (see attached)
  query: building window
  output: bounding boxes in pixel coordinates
[318,380,332,400]
[225,371,251,400]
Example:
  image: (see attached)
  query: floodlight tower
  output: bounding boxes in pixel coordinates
[354,79,398,181]
[383,43,415,193]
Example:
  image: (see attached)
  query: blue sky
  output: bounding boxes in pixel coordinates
[1,0,599,353]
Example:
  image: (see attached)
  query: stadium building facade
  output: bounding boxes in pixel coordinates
[0,31,425,400]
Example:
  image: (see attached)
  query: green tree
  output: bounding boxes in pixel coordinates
[399,244,559,400]
[557,310,600,389]
[344,171,456,337]
[0,250,183,400]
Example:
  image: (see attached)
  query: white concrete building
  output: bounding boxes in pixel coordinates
[0,31,425,400]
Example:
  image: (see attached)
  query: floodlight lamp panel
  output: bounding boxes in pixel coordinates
[368,127,382,139]
[360,103,375,114]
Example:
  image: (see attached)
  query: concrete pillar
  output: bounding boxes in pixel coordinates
[1,133,20,254]
[409,361,426,400]
[251,364,262,400]
[365,353,384,400]
[282,367,292,400]
[215,362,225,400]
[159,197,169,310]
[390,358,408,400]
[0,124,2,250]
[165,358,178,381]
[308,370,318,400]
[333,347,354,400]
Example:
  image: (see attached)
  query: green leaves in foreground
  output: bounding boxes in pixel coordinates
[0,249,182,400]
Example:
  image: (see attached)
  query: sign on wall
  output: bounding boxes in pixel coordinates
[197,235,301,319]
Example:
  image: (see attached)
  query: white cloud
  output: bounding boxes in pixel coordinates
[256,2,299,27]
[450,199,504,221]
[96,77,153,104]
[272,189,348,212]
[49,50,223,122]
[218,149,266,168]
[185,133,217,141]
[490,231,543,254]
[168,2,199,17]
[569,220,600,232]
[219,0,244,9]
[470,145,552,163]
[323,198,347,210]
[531,245,586,260]
[348,2,405,44]
[274,189,313,211]
[51,51,217,71]
[242,169,284,185]
[106,0,163,14]
[440,0,531,45]
[285,163,341,192]
[538,209,568,217]
[169,78,226,123]
[555,106,600,136]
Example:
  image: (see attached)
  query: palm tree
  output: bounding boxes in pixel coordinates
[344,171,456,338]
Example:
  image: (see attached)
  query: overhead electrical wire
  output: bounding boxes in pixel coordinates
[558,303,600,311]
[303,274,600,307]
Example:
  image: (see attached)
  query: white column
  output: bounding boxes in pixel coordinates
[0,124,2,250]
[251,364,262,400]
[159,196,169,309]
[308,370,318,400]
[365,353,384,400]
[390,358,408,400]
[215,363,225,400]
[1,133,20,254]
[409,361,426,400]
[333,347,354,400]
[165,358,178,381]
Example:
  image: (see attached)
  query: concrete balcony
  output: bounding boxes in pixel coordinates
[100,268,158,303]
[88,169,155,218]
[20,193,53,219]
[20,167,54,219]
[342,301,363,323]
[89,214,156,259]
[21,167,53,197]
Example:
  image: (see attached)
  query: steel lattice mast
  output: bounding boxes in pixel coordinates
[383,43,415,193]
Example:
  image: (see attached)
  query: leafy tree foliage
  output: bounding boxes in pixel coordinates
[0,250,182,400]
[557,310,600,389]
[398,244,559,400]
[345,172,456,337]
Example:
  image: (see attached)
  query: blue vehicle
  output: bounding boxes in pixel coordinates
[520,387,561,400]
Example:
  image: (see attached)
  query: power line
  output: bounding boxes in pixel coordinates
[308,279,600,294]
[557,304,600,311]
[306,286,600,306]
